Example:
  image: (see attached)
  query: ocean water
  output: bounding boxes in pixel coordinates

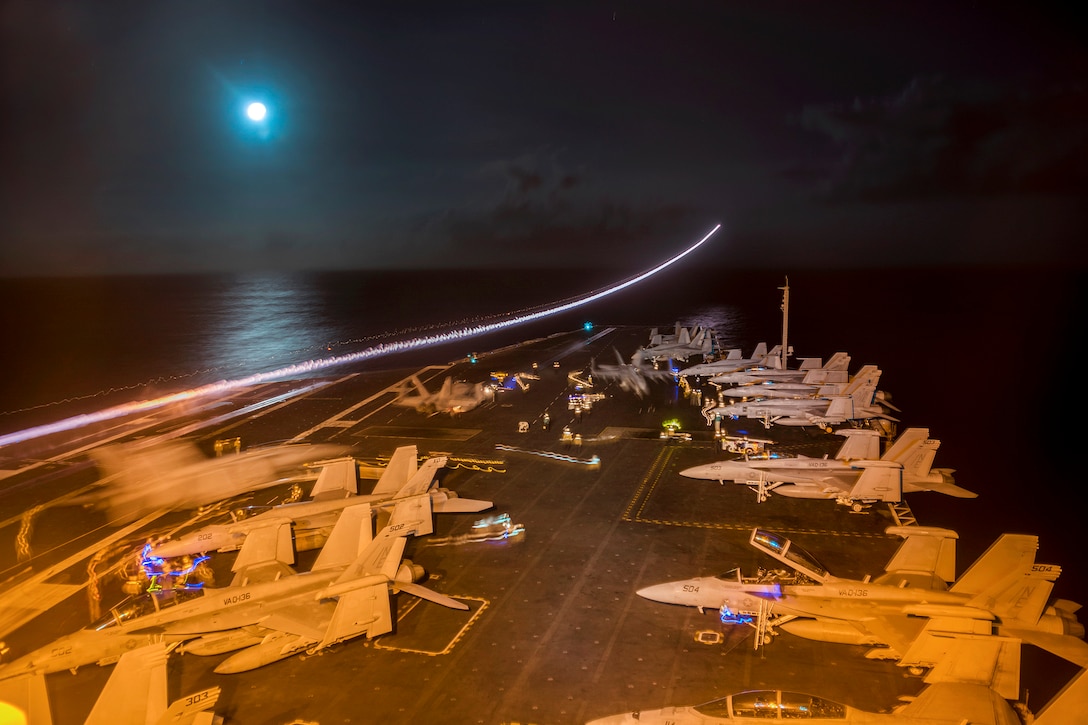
[0,265,1085,608]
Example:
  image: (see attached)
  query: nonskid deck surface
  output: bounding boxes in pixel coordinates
[0,326,1053,724]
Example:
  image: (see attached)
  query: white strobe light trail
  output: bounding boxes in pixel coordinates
[0,224,720,447]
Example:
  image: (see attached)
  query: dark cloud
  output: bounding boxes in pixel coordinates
[2,2,1086,275]
[801,75,1088,202]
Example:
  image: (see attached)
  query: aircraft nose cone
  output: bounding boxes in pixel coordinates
[636,582,677,604]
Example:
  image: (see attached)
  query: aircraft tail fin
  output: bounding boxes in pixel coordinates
[796,357,823,370]
[1034,667,1088,725]
[229,518,296,585]
[750,342,768,359]
[85,642,224,725]
[803,352,852,385]
[832,428,881,460]
[0,672,52,725]
[403,375,431,401]
[309,457,359,500]
[392,456,448,504]
[438,377,454,400]
[384,490,434,537]
[951,534,1039,597]
[990,565,1062,625]
[725,348,742,360]
[370,445,419,497]
[677,327,691,345]
[312,504,374,572]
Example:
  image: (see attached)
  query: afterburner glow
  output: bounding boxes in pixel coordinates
[0,225,720,447]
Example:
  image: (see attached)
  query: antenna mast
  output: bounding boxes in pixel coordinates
[779,277,790,370]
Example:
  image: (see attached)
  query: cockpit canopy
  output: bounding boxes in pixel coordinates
[693,689,847,719]
[751,529,831,583]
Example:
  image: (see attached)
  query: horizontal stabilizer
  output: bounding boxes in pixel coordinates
[395,581,469,610]
[432,495,494,513]
[915,476,977,499]
[849,465,902,503]
[1011,629,1088,667]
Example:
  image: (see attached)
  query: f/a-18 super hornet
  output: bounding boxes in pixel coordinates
[145,446,490,561]
[679,427,973,509]
[679,343,786,379]
[707,351,852,387]
[0,641,223,725]
[0,491,466,680]
[589,348,676,398]
[586,640,1087,725]
[637,325,714,364]
[703,365,897,431]
[637,527,1088,675]
[79,439,348,524]
[392,374,494,415]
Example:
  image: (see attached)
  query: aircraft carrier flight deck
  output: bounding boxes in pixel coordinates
[0,325,1074,724]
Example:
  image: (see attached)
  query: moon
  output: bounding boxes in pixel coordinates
[246,102,267,121]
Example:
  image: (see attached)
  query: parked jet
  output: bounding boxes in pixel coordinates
[146,447,489,561]
[638,326,714,363]
[587,653,1061,722]
[677,343,773,378]
[637,527,1088,673]
[708,351,851,387]
[0,492,465,679]
[78,440,347,524]
[679,427,972,508]
[0,642,222,725]
[589,349,676,398]
[393,375,494,415]
[717,353,854,397]
[704,366,895,430]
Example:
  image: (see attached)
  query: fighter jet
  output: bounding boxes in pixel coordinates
[393,375,494,415]
[589,348,676,398]
[0,642,222,725]
[708,351,852,387]
[637,326,714,363]
[145,447,490,561]
[585,637,1081,725]
[679,427,973,509]
[637,527,1088,674]
[703,366,896,430]
[79,439,346,524]
[717,354,855,398]
[677,342,774,378]
[0,492,466,680]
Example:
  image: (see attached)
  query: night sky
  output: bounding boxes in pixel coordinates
[2,1,1085,276]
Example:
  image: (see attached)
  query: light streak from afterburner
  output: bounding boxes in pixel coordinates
[0,224,720,448]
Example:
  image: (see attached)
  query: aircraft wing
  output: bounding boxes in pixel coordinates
[318,583,394,647]
[840,614,928,658]
[878,526,958,585]
[257,603,332,643]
